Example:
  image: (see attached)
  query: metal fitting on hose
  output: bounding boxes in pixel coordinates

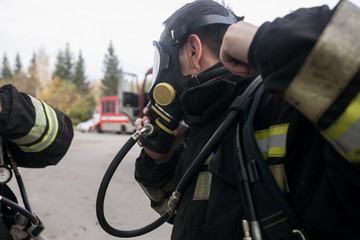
[166,190,181,215]
[131,124,157,141]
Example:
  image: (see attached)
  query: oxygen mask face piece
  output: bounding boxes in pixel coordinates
[140,11,242,153]
[139,36,186,153]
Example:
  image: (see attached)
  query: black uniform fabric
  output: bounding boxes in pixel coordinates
[0,84,74,168]
[135,3,360,240]
[0,84,74,239]
[247,2,360,240]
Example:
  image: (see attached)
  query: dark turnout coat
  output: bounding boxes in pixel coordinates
[135,1,360,239]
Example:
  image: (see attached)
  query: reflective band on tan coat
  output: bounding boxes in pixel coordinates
[10,96,59,152]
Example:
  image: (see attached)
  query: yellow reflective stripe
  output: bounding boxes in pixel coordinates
[268,147,287,158]
[19,102,59,152]
[322,92,360,163]
[255,129,269,141]
[261,151,268,160]
[268,124,289,158]
[322,92,360,140]
[255,124,289,159]
[204,153,213,165]
[255,129,269,160]
[269,124,289,136]
[10,96,46,145]
[346,146,360,164]
[284,0,360,124]
[155,119,173,135]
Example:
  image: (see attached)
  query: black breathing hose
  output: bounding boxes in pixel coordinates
[96,76,263,238]
[96,125,172,238]
[95,117,241,238]
[0,195,39,225]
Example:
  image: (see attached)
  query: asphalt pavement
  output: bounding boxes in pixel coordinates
[7,130,173,240]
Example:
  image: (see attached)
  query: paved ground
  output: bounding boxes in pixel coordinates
[8,131,173,240]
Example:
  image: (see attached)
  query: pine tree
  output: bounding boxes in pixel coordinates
[52,43,73,81]
[14,53,23,75]
[52,50,66,80]
[28,53,37,73]
[28,53,40,97]
[64,43,73,81]
[1,53,13,80]
[72,51,89,94]
[101,41,122,96]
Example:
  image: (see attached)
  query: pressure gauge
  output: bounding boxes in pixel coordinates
[0,165,12,184]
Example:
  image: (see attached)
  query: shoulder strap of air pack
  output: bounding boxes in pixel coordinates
[236,83,308,240]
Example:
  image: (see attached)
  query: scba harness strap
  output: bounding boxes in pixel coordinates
[232,79,308,240]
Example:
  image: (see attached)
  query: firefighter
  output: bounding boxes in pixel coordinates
[0,84,74,239]
[134,0,360,239]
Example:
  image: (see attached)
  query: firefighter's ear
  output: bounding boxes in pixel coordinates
[187,34,202,72]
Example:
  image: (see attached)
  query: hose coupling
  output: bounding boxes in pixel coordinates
[131,124,157,141]
[166,190,181,215]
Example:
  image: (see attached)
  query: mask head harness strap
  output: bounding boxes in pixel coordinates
[171,11,244,45]
[142,10,244,154]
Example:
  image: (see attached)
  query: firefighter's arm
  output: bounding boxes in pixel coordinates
[134,149,180,215]
[222,1,360,165]
[0,84,73,168]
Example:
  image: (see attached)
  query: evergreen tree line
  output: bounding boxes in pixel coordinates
[0,41,123,125]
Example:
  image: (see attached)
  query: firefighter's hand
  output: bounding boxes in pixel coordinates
[220,21,258,77]
[135,107,185,164]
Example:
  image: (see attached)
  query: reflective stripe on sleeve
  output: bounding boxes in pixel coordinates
[10,96,46,145]
[284,0,360,124]
[268,124,289,158]
[321,91,360,163]
[255,124,289,159]
[18,101,59,152]
[255,129,269,160]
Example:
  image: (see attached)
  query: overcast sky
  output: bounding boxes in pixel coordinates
[0,0,358,83]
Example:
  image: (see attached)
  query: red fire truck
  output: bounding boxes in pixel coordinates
[94,68,152,134]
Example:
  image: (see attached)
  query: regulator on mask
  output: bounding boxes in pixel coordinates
[140,10,243,154]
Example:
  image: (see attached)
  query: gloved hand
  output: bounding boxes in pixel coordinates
[9,213,44,240]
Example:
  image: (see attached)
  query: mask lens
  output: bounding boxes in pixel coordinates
[152,42,161,85]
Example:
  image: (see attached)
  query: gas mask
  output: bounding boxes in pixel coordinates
[140,10,243,153]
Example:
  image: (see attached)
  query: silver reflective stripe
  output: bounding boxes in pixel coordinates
[255,124,289,159]
[10,96,46,145]
[19,102,59,152]
[268,134,287,149]
[332,118,360,153]
[256,139,268,153]
[321,91,360,163]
